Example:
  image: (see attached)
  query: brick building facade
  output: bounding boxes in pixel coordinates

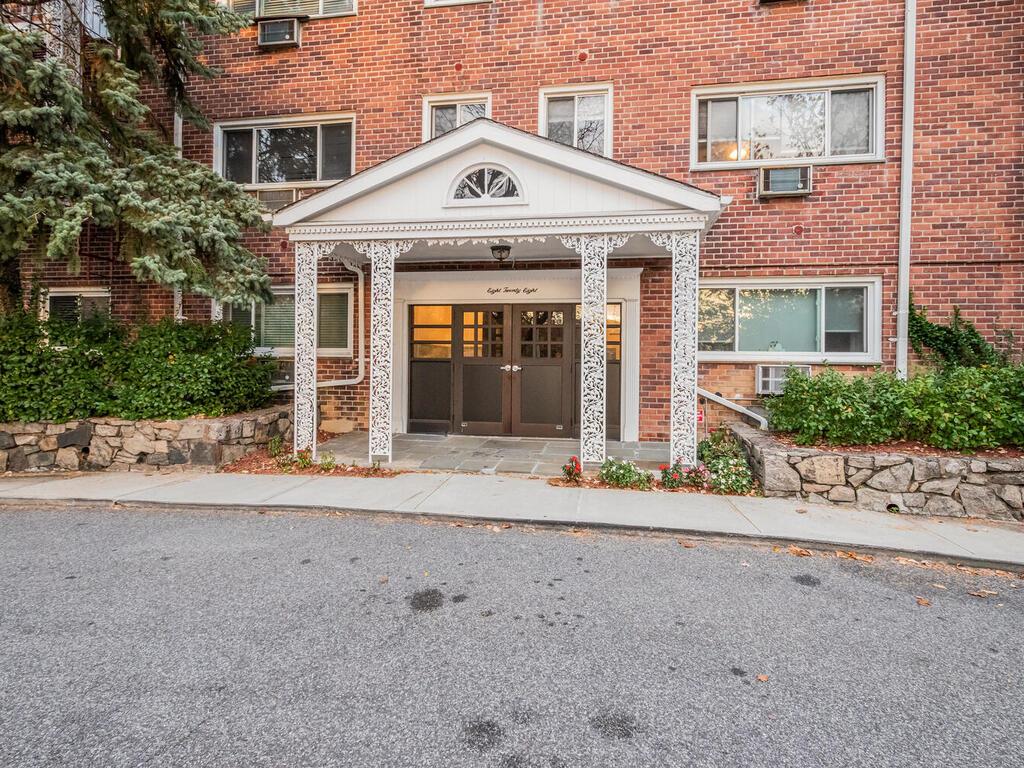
[33,0,1024,447]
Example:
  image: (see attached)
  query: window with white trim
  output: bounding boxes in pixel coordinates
[423,93,490,140]
[447,165,522,205]
[43,288,110,323]
[216,115,354,211]
[540,85,612,156]
[228,0,355,18]
[222,285,353,356]
[698,280,879,361]
[692,77,884,168]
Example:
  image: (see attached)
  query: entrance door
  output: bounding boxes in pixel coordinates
[511,305,573,437]
[453,306,510,435]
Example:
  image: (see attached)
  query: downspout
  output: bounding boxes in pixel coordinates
[895,0,917,379]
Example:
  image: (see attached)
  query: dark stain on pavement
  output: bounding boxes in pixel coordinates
[451,593,469,603]
[299,558,312,565]
[499,753,529,768]
[793,574,821,587]
[462,718,503,751]
[590,712,641,740]
[730,667,747,677]
[410,588,444,611]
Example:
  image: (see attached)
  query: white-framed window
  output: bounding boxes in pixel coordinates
[41,287,111,323]
[422,93,491,141]
[446,164,524,206]
[697,277,881,363]
[228,0,356,19]
[539,84,613,157]
[213,113,355,211]
[691,75,885,170]
[218,284,354,357]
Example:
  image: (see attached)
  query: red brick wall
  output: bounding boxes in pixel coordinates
[28,0,1022,441]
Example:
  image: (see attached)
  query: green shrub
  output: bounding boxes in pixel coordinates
[0,310,273,422]
[697,429,745,463]
[765,365,1024,451]
[599,457,654,490]
[111,320,273,419]
[766,367,908,446]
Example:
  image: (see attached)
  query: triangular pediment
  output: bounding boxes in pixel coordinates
[274,120,723,229]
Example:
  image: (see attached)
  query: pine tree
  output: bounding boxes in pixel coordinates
[0,2,272,309]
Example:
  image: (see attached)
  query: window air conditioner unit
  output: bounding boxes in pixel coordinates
[756,364,812,396]
[758,166,812,198]
[257,18,301,49]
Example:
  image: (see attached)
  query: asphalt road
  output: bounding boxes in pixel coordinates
[1,504,1022,768]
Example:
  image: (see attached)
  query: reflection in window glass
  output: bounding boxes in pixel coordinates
[546,97,574,146]
[576,94,606,154]
[741,91,825,160]
[830,89,872,156]
[697,99,739,162]
[737,289,819,353]
[698,288,735,351]
[257,126,317,184]
[224,130,253,183]
[824,287,866,352]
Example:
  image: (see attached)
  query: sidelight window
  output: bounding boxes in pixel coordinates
[411,305,453,359]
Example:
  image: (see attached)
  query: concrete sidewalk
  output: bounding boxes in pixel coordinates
[1,470,1022,567]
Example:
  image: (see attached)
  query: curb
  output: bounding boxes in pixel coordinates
[3,496,1023,573]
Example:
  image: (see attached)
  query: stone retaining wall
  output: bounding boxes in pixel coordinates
[730,423,1023,522]
[0,408,292,473]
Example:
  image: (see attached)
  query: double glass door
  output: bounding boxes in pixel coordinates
[407,302,621,438]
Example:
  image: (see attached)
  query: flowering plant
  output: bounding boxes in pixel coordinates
[660,461,710,490]
[562,455,583,483]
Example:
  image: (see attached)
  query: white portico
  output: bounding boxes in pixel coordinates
[273,119,727,467]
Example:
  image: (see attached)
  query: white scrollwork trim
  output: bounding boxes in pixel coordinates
[558,234,629,464]
[649,232,700,467]
[293,242,320,456]
[352,241,413,462]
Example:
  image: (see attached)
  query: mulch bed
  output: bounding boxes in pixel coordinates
[221,447,401,478]
[773,435,1024,460]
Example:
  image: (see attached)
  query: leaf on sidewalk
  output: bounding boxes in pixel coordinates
[756,674,769,682]
[678,539,697,549]
[915,596,931,607]
[787,545,812,557]
[930,583,947,590]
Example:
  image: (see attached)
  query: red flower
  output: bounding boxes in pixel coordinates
[672,472,680,480]
[659,464,669,471]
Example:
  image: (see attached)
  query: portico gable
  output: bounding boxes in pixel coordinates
[274,119,728,468]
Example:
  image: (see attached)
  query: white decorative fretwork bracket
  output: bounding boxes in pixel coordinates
[648,231,700,467]
[350,240,414,463]
[292,241,344,457]
[558,234,630,464]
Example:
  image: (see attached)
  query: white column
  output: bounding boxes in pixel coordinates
[293,242,320,457]
[650,231,700,466]
[560,234,628,464]
[352,240,414,464]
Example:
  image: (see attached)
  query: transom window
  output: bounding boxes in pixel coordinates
[229,0,355,17]
[698,280,879,362]
[541,85,612,156]
[424,94,490,140]
[693,77,883,168]
[449,165,522,204]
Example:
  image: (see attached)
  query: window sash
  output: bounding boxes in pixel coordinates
[430,101,486,138]
[698,284,869,357]
[220,121,353,187]
[545,91,609,155]
[226,289,352,353]
[45,291,110,323]
[696,85,877,165]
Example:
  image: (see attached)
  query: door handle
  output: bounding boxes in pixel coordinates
[511,365,522,372]
[499,364,512,372]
